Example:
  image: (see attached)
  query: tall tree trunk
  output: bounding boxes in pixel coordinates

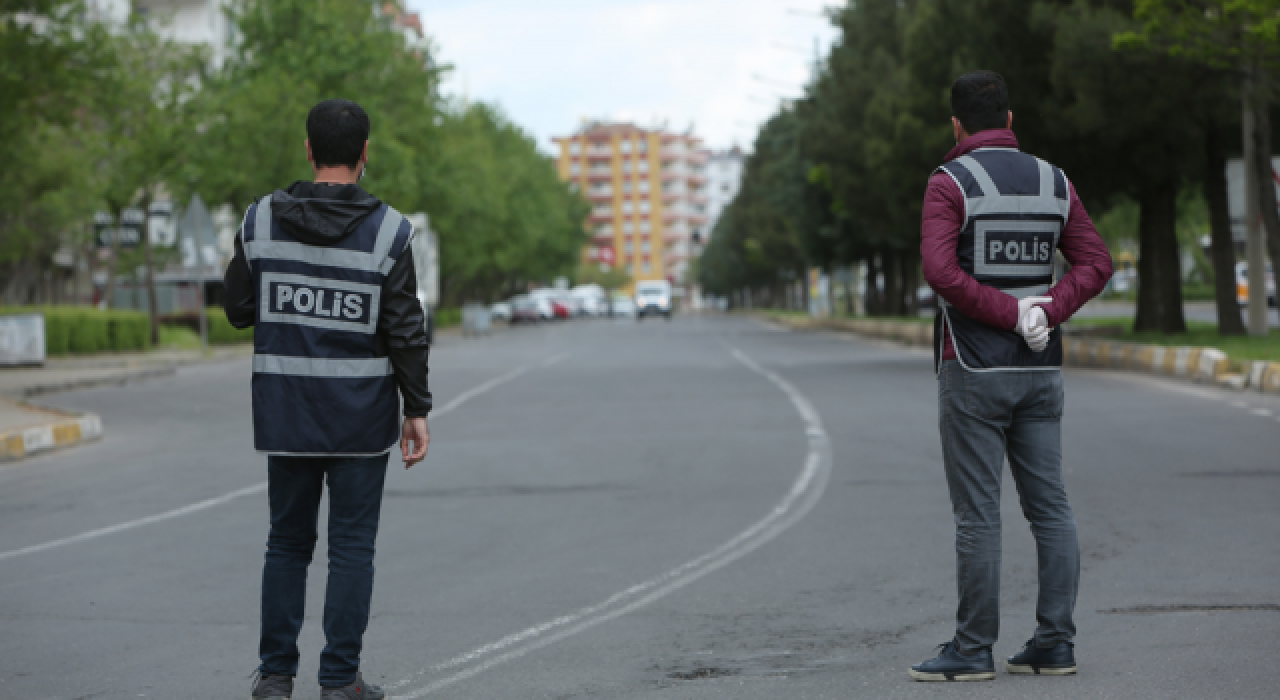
[903,250,920,317]
[1205,121,1246,335]
[103,208,120,310]
[1134,180,1187,333]
[866,253,884,316]
[883,249,904,316]
[140,192,161,346]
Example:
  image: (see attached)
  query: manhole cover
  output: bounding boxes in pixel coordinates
[667,666,738,680]
[1101,604,1280,614]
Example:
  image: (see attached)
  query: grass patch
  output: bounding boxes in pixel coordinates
[158,325,202,351]
[1071,318,1280,363]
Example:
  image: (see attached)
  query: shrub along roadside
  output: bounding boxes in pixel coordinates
[204,307,253,345]
[0,307,150,355]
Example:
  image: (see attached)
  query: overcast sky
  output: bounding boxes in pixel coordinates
[405,0,840,153]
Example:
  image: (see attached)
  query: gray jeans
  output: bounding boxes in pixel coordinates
[937,360,1079,653]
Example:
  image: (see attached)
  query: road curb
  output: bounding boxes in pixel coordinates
[7,366,178,399]
[761,314,1280,394]
[0,404,103,463]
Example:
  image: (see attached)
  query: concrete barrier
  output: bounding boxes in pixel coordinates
[0,411,102,462]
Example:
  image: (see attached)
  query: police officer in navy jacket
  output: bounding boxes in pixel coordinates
[224,99,431,700]
[909,72,1113,683]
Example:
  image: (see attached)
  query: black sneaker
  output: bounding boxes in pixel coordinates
[321,672,385,699]
[909,640,996,682]
[1005,638,1077,675]
[250,671,293,699]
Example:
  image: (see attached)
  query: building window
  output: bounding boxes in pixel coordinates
[622,160,632,174]
[638,180,650,193]
[570,142,581,155]
[639,201,651,213]
[641,241,651,254]
[642,262,651,273]
[570,164,580,176]
[638,160,649,173]
[623,180,633,194]
[622,201,634,214]
[623,221,634,233]
[620,141,631,154]
[625,242,633,253]
[640,221,651,232]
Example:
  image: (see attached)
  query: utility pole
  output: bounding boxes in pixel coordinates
[1243,68,1269,336]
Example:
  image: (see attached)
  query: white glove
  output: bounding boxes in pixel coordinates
[1015,296,1053,353]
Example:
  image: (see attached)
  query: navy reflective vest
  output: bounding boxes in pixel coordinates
[241,194,413,455]
[934,148,1071,372]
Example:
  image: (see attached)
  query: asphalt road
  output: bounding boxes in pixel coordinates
[1,316,1277,699]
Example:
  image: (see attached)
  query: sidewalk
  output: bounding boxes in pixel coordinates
[0,345,253,399]
[0,344,252,462]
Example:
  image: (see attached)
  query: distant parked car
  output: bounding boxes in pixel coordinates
[571,284,608,316]
[611,296,636,318]
[529,289,570,319]
[1236,261,1276,307]
[490,301,512,322]
[509,296,541,324]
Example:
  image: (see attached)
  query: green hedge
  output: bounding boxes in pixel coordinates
[0,307,150,355]
[205,307,254,345]
[434,307,461,328]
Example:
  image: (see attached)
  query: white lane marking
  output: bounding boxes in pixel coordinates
[1251,407,1273,417]
[0,360,550,562]
[0,482,268,562]
[387,346,833,698]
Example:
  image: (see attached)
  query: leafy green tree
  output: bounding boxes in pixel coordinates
[193,0,586,305]
[0,1,113,301]
[1117,0,1280,333]
[92,22,203,342]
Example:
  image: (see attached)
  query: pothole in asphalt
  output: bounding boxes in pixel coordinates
[666,665,739,680]
[662,649,854,681]
[1101,604,1280,614]
[1176,469,1280,478]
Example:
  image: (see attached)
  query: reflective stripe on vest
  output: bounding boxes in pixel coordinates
[253,354,393,377]
[935,149,1069,372]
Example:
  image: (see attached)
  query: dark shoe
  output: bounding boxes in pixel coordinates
[1005,638,1077,675]
[909,640,996,682]
[321,672,385,699]
[250,671,293,699]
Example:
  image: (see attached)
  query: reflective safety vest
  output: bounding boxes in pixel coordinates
[934,148,1071,372]
[241,194,413,455]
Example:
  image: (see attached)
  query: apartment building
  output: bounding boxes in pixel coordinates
[702,146,745,242]
[553,121,708,291]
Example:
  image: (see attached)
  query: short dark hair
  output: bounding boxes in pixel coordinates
[950,71,1009,134]
[306,99,370,168]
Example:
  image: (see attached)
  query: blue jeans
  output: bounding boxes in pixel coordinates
[259,453,389,687]
[937,361,1079,654]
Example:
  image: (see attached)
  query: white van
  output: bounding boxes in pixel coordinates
[635,280,672,320]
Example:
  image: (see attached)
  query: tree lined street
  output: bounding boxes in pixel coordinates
[1,318,1276,698]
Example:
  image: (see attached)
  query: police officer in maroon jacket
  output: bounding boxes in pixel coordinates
[909,71,1113,682]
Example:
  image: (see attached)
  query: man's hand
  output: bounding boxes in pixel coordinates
[1015,296,1053,353]
[401,416,429,469]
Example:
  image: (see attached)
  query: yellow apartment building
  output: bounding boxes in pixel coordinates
[553,121,708,293]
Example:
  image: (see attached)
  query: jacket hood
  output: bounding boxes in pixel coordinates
[271,181,382,245]
[943,128,1020,163]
